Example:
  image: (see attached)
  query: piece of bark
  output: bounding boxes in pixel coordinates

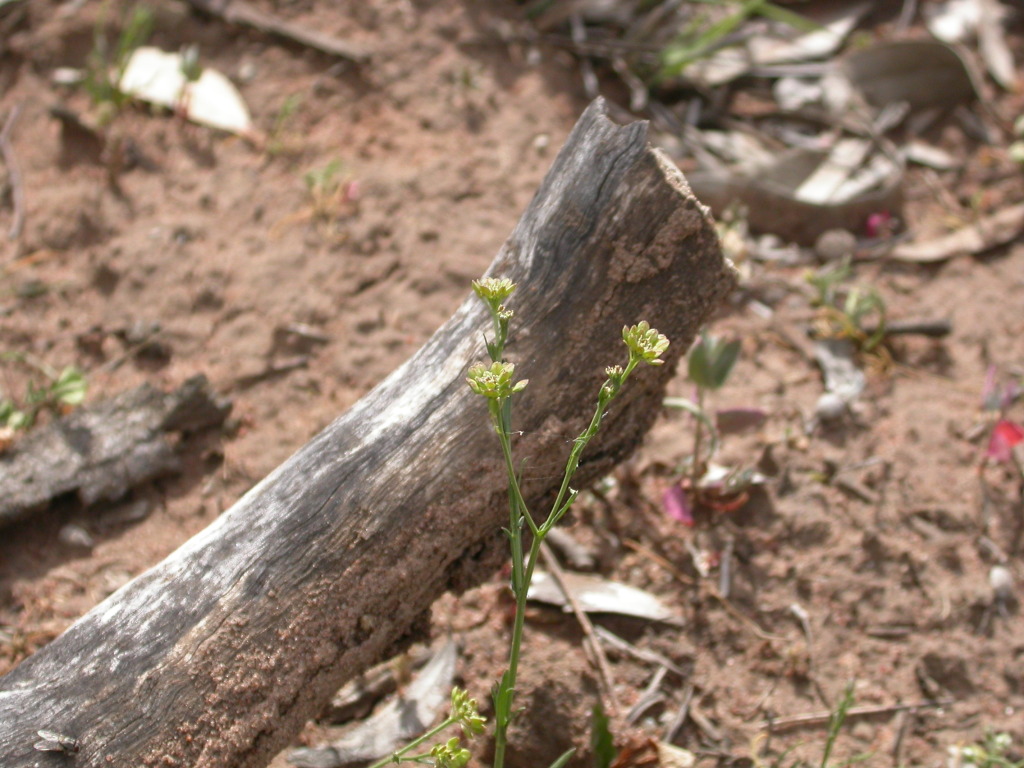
[0,374,231,528]
[0,98,734,768]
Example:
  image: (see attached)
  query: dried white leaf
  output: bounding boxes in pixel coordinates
[119,46,253,135]
[528,570,680,624]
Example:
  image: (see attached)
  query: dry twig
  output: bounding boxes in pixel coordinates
[593,625,687,677]
[759,698,953,732]
[1,103,25,241]
[662,682,695,744]
[539,541,621,717]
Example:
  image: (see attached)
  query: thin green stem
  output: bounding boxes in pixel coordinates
[491,401,529,592]
[494,359,645,768]
[365,716,459,768]
[496,418,540,537]
[544,358,639,533]
[482,312,669,768]
[493,523,545,768]
[690,386,706,489]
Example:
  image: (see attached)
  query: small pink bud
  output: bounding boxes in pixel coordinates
[865,211,892,238]
[986,419,1024,464]
[662,484,694,527]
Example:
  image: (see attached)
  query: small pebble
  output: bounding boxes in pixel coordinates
[815,392,847,422]
[814,228,857,262]
[990,565,1014,601]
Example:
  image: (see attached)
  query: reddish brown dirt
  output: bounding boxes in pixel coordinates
[2,2,1023,767]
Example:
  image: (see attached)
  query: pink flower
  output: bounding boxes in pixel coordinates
[987,419,1024,464]
[662,484,694,527]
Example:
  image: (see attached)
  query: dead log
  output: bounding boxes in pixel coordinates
[0,99,735,768]
[0,374,232,528]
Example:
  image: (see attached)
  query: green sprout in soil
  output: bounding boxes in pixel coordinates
[663,330,761,523]
[267,93,304,157]
[83,3,154,122]
[0,358,87,437]
[805,257,887,355]
[590,703,617,768]
[271,159,359,239]
[756,681,867,768]
[819,681,860,768]
[303,159,358,232]
[368,277,669,768]
[951,732,1024,768]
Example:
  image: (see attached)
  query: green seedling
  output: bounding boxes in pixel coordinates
[371,277,669,768]
[819,681,857,768]
[657,0,818,82]
[303,159,355,229]
[168,43,204,121]
[951,732,1024,768]
[83,3,154,121]
[271,159,358,239]
[663,330,759,522]
[755,681,867,768]
[806,257,887,354]
[267,93,303,157]
[590,703,617,768]
[178,44,202,84]
[0,363,87,435]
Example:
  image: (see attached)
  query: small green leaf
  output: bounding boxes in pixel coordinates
[51,367,88,406]
[688,333,740,390]
[590,704,616,768]
[8,409,31,430]
[0,398,31,430]
[709,339,740,389]
[547,747,577,768]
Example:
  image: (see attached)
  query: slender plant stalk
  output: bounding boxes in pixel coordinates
[690,386,705,489]
[464,279,669,768]
[467,280,667,768]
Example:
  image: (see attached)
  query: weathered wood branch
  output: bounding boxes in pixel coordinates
[0,99,735,768]
[0,375,232,528]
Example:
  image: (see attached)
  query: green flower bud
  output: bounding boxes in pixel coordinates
[450,687,487,738]
[600,365,625,401]
[431,737,472,768]
[466,361,528,400]
[623,321,670,366]
[472,277,517,308]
